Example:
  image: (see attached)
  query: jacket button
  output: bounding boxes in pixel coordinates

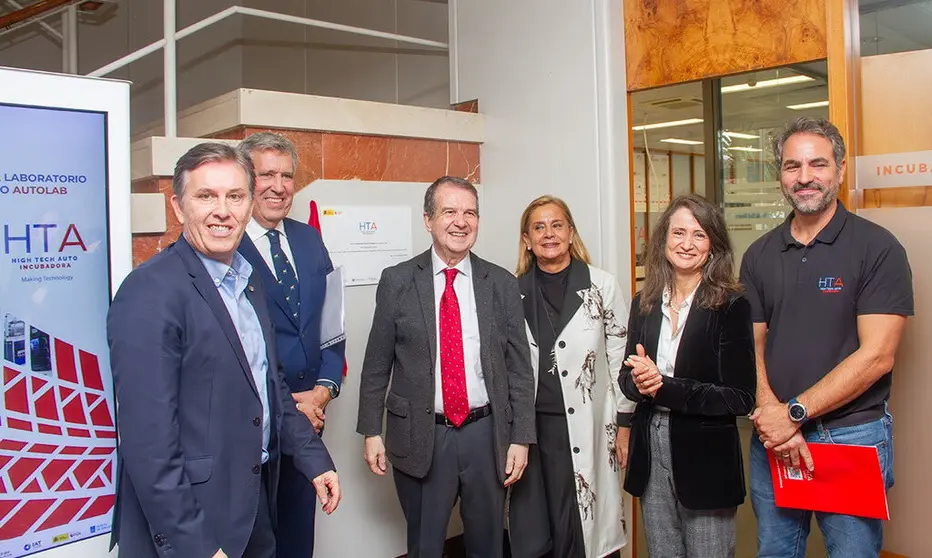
[558,341,566,349]
[153,533,167,547]
[298,372,306,380]
[426,408,432,414]
[561,370,568,377]
[252,464,261,475]
[253,416,261,426]
[568,407,575,415]
[573,447,580,454]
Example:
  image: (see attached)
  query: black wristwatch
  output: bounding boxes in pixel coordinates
[317,381,339,400]
[788,397,808,423]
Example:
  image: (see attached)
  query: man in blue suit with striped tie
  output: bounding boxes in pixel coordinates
[237,132,345,557]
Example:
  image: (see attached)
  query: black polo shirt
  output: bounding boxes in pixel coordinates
[739,202,913,428]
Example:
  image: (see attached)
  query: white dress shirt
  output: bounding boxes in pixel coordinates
[246,218,299,281]
[431,247,490,413]
[655,284,699,411]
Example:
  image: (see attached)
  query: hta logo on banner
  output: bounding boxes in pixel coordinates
[818,276,844,294]
[358,221,378,234]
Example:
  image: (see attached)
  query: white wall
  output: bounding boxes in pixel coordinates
[0,0,449,135]
[450,0,632,294]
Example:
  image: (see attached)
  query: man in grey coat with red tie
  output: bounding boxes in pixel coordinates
[356,176,536,558]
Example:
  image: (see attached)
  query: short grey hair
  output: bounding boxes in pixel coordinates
[772,117,846,168]
[423,176,479,218]
[172,142,255,199]
[237,132,299,172]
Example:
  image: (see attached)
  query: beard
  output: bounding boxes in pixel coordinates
[783,179,840,215]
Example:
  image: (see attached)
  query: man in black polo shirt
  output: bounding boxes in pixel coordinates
[740,116,913,558]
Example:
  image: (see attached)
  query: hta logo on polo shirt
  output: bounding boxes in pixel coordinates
[818,276,844,293]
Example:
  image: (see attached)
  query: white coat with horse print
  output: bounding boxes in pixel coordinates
[520,261,634,558]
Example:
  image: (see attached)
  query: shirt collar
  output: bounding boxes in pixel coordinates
[662,282,700,311]
[195,248,254,288]
[431,246,472,278]
[780,200,849,251]
[247,217,286,243]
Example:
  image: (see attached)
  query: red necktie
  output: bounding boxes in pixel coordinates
[440,268,469,427]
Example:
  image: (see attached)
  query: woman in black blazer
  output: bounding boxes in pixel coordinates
[619,194,755,558]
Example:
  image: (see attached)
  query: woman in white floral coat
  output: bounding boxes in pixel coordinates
[507,196,635,558]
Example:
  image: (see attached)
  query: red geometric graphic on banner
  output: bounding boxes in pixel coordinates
[0,499,16,520]
[57,385,74,402]
[0,440,26,451]
[78,350,103,391]
[89,400,114,428]
[78,494,114,521]
[62,397,86,425]
[37,424,63,435]
[72,459,104,488]
[29,376,47,394]
[4,374,28,414]
[7,418,32,432]
[25,444,56,454]
[2,334,116,545]
[0,499,56,539]
[53,339,78,384]
[36,497,90,533]
[34,389,59,421]
[8,457,43,490]
[40,460,74,489]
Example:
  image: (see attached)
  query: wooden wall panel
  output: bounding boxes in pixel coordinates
[624,0,827,91]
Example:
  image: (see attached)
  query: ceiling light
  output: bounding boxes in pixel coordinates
[660,138,703,146]
[632,118,703,131]
[723,131,759,139]
[787,100,830,110]
[721,75,814,94]
[728,146,762,152]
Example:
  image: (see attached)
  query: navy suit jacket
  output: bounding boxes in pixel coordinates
[238,218,345,394]
[107,236,335,558]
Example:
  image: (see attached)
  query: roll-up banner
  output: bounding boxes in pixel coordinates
[0,67,131,558]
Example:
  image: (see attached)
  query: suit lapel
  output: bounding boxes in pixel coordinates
[518,270,540,345]
[642,301,663,361]
[238,231,298,328]
[470,253,494,379]
[413,250,437,370]
[554,259,589,338]
[179,237,260,398]
[673,299,709,378]
[284,219,315,328]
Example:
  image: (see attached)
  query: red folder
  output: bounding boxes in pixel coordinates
[769,442,889,520]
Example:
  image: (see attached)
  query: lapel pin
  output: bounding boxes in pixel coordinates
[248,285,255,292]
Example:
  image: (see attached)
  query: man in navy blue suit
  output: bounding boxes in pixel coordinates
[237,132,346,558]
[107,143,341,558]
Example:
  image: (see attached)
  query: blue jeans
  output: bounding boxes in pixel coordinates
[750,409,894,558]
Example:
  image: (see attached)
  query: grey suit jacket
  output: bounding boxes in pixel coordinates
[356,249,536,481]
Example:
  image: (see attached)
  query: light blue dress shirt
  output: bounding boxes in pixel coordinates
[195,250,271,463]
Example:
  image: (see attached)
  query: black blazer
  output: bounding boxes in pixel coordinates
[619,288,756,510]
